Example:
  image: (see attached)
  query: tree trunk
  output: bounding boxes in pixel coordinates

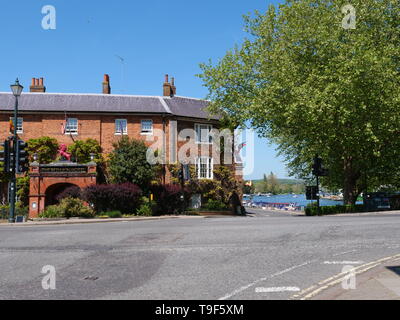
[343,158,360,205]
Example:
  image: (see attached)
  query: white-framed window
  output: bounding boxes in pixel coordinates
[115,119,128,135]
[65,118,78,134]
[141,120,153,135]
[196,157,213,179]
[195,124,212,144]
[10,117,23,134]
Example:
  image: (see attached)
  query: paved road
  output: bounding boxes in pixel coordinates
[0,211,400,300]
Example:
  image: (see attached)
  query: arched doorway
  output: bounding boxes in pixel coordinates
[45,183,79,207]
[29,161,97,218]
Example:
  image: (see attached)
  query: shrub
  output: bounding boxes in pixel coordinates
[305,204,365,216]
[39,205,64,218]
[17,176,30,207]
[137,203,153,216]
[59,197,95,218]
[150,184,184,215]
[67,139,103,164]
[103,211,122,218]
[56,186,82,202]
[205,199,228,211]
[83,183,142,214]
[26,137,59,164]
[0,204,28,219]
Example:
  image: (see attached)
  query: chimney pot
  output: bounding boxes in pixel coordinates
[102,74,111,94]
[30,77,46,93]
[163,74,173,97]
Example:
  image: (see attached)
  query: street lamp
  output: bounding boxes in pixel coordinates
[11,79,24,97]
[9,78,23,223]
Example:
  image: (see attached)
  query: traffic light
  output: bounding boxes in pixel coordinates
[306,186,318,200]
[312,155,329,177]
[0,140,10,173]
[16,140,29,173]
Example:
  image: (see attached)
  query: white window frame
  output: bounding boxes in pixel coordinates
[196,157,214,179]
[115,119,128,135]
[141,119,153,135]
[10,117,23,134]
[65,118,78,135]
[195,123,213,144]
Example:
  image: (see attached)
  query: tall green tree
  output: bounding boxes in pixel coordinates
[268,172,279,195]
[108,137,156,190]
[199,0,400,204]
[262,174,268,193]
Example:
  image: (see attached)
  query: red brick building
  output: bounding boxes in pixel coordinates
[0,75,242,216]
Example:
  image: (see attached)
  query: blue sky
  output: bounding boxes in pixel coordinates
[0,0,289,179]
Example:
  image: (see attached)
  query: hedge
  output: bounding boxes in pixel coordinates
[83,183,142,214]
[305,204,366,216]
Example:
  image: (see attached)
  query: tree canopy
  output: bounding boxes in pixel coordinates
[108,137,157,189]
[199,0,400,204]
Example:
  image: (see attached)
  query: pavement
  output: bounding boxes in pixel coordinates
[0,215,204,227]
[308,258,400,300]
[0,210,400,300]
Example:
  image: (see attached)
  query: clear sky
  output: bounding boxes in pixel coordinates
[0,0,289,180]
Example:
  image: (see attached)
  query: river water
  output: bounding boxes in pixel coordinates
[243,194,359,207]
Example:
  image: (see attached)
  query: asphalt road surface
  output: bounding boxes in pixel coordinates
[1,210,400,300]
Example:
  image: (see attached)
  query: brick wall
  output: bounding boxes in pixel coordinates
[0,113,167,154]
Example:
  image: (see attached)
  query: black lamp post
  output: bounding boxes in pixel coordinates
[9,79,23,223]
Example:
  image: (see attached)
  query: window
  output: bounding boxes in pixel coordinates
[115,119,127,135]
[65,118,78,134]
[196,157,213,179]
[141,120,153,134]
[10,117,23,134]
[195,124,212,144]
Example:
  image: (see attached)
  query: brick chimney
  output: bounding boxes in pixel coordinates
[30,78,46,93]
[163,74,175,97]
[102,74,111,94]
[171,77,176,96]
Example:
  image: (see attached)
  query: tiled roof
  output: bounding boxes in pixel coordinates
[0,92,219,120]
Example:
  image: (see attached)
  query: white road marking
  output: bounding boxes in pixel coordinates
[332,250,357,256]
[292,253,400,300]
[323,261,364,265]
[218,260,315,300]
[255,287,300,293]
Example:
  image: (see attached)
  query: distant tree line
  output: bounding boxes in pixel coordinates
[244,172,305,195]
